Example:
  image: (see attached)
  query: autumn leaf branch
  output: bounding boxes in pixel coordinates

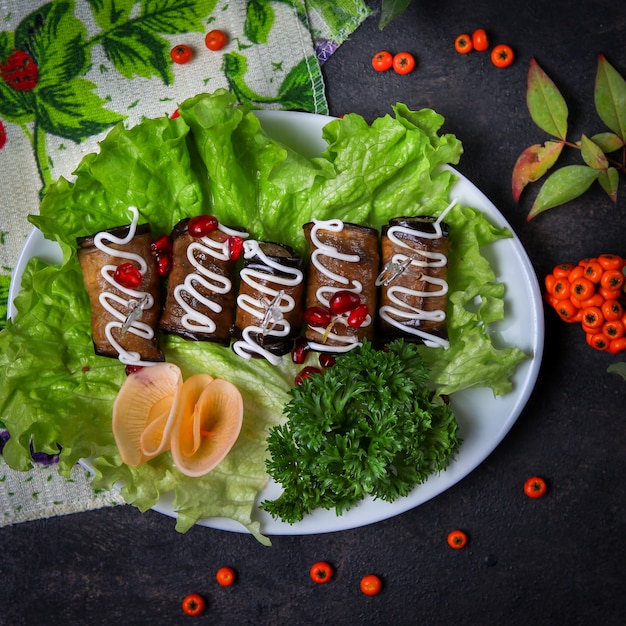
[513,55,626,220]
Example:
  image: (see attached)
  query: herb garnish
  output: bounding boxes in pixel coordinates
[261,339,461,524]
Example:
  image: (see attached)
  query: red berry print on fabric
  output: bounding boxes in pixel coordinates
[0,50,39,91]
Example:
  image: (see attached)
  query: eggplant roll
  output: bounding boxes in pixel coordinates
[159,218,245,344]
[377,216,450,348]
[303,219,379,352]
[77,219,164,364]
[232,240,305,364]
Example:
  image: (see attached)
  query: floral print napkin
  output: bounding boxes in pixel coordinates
[0,0,370,526]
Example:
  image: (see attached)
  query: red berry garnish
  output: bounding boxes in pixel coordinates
[0,50,38,91]
[295,366,322,386]
[291,337,311,364]
[151,235,172,276]
[347,303,369,328]
[151,234,172,254]
[113,262,142,289]
[156,253,171,276]
[319,353,336,368]
[170,109,180,119]
[303,306,333,328]
[228,235,244,260]
[125,364,144,375]
[188,214,219,238]
[329,290,361,315]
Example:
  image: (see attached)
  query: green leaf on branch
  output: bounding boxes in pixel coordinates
[512,140,564,201]
[591,131,624,154]
[379,0,412,30]
[527,165,599,220]
[595,54,626,142]
[580,134,609,170]
[527,58,568,139]
[598,167,619,202]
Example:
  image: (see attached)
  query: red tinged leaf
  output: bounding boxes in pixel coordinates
[512,140,564,201]
[527,58,568,140]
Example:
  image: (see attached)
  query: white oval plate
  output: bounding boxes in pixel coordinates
[9,110,544,536]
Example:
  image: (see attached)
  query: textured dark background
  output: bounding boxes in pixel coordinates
[2,1,625,624]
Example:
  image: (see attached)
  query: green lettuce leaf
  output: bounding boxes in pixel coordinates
[418,206,528,396]
[0,90,527,542]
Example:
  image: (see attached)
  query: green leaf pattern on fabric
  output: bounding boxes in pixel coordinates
[0,0,368,314]
[244,0,275,44]
[0,0,370,529]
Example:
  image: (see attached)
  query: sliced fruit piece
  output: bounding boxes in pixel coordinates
[112,363,183,466]
[170,377,243,477]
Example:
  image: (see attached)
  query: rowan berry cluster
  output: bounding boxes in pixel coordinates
[544,254,626,353]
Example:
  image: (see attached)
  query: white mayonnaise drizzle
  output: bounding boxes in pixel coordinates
[378,200,457,349]
[94,206,157,366]
[307,219,372,353]
[233,240,304,365]
[173,223,248,335]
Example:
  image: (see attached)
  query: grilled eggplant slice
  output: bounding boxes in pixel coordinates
[232,240,305,364]
[303,219,379,353]
[377,216,450,348]
[159,218,246,345]
[77,212,164,364]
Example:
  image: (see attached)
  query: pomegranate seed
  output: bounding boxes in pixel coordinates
[113,262,142,289]
[151,234,172,254]
[347,303,369,328]
[329,290,361,315]
[319,353,336,368]
[125,364,144,375]
[228,235,244,260]
[188,214,219,238]
[303,306,333,327]
[291,337,311,364]
[295,366,322,386]
[156,253,171,276]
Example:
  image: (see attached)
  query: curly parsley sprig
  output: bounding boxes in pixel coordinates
[261,339,461,524]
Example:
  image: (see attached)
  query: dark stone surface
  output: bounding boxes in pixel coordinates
[2,1,625,624]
